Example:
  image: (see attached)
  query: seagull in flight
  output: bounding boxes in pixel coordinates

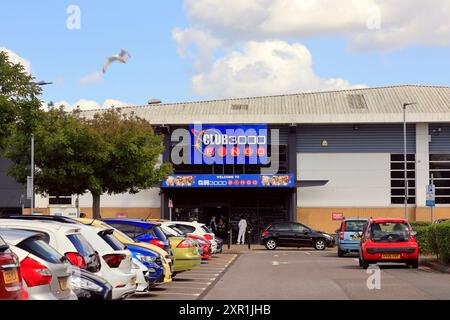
[102,49,131,73]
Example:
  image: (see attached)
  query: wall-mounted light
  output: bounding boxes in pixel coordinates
[321,140,329,147]
[353,125,360,131]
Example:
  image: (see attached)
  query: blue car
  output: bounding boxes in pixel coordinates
[103,219,172,255]
[127,244,165,287]
[336,218,368,257]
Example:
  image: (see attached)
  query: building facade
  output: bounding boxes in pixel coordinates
[16,85,450,235]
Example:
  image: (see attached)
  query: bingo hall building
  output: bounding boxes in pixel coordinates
[9,85,450,239]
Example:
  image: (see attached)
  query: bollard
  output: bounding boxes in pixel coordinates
[247,229,251,250]
[228,229,231,249]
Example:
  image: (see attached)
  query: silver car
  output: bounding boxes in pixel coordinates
[0,229,77,300]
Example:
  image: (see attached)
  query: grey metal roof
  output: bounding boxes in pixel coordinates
[81,85,450,125]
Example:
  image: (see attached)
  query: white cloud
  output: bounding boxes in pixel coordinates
[181,0,450,50]
[192,41,365,98]
[0,47,32,73]
[51,99,130,112]
[78,71,103,86]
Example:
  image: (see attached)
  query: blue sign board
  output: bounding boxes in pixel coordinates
[189,124,269,165]
[162,174,295,188]
[426,184,435,207]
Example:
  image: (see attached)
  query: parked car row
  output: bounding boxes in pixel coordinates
[261,218,420,269]
[0,216,224,300]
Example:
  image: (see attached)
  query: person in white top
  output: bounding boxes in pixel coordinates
[237,215,247,245]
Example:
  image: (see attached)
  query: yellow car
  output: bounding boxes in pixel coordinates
[74,218,173,283]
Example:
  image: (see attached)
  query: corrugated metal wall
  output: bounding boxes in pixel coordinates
[269,126,289,145]
[0,157,29,208]
[296,124,416,153]
[429,124,450,154]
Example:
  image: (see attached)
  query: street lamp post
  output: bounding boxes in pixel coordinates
[31,134,34,215]
[403,102,417,220]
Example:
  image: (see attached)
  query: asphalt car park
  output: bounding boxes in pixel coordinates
[203,248,450,300]
[129,254,237,300]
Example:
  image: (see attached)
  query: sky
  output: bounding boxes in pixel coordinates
[1,0,450,110]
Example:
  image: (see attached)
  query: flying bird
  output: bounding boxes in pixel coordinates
[102,49,131,73]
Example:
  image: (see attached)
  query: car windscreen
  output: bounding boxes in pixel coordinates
[370,222,410,242]
[67,234,96,256]
[100,232,126,251]
[201,225,212,233]
[344,221,366,232]
[152,226,168,241]
[18,236,65,264]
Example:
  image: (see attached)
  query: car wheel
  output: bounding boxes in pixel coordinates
[265,239,277,250]
[408,259,419,269]
[338,248,345,257]
[314,239,326,251]
[172,272,178,278]
[358,255,363,267]
[361,257,371,269]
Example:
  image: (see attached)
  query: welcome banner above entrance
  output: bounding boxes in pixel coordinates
[162,174,295,188]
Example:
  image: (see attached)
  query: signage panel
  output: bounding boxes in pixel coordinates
[189,124,269,165]
[162,174,295,188]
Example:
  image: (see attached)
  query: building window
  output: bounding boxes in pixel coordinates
[430,154,450,204]
[48,195,72,205]
[390,154,416,204]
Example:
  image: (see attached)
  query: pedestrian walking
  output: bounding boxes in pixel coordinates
[210,215,217,233]
[237,215,247,245]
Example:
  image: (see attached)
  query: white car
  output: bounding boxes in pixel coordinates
[0,219,136,299]
[0,228,77,300]
[161,221,219,253]
[73,224,136,299]
[132,258,150,293]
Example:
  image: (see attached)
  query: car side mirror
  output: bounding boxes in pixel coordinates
[303,230,309,235]
[412,231,417,236]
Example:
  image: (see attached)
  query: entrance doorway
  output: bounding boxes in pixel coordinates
[165,188,291,243]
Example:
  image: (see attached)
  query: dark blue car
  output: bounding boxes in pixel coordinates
[103,219,172,255]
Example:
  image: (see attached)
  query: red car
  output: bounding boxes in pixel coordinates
[359,218,419,269]
[187,234,211,260]
[0,234,23,300]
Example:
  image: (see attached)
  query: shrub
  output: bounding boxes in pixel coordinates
[411,222,433,255]
[434,221,450,264]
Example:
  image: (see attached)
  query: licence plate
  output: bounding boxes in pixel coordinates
[2,269,19,284]
[58,277,70,290]
[381,254,401,260]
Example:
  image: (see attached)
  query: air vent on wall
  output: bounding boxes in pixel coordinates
[347,94,368,109]
[231,103,249,111]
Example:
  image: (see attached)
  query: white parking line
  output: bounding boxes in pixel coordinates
[186,273,220,276]
[153,292,200,296]
[179,277,217,281]
[304,252,311,255]
[165,286,206,290]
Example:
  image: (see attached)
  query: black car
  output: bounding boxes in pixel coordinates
[261,222,335,250]
[71,267,113,300]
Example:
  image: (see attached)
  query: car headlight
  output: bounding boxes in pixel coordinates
[71,277,103,292]
[136,254,156,263]
[323,234,333,240]
[148,268,157,274]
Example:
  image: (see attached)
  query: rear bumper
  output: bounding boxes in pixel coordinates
[173,257,202,273]
[363,247,419,262]
[338,242,360,251]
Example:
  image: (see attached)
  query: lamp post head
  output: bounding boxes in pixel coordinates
[403,102,417,109]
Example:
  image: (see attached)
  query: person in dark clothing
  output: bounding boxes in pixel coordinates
[210,215,217,233]
[216,218,227,241]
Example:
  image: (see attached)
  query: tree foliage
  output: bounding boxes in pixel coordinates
[0,51,42,149]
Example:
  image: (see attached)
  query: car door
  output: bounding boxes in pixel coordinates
[292,223,313,247]
[271,223,295,246]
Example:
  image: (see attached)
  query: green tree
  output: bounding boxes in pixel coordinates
[0,51,42,149]
[4,107,171,218]
[84,109,172,218]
